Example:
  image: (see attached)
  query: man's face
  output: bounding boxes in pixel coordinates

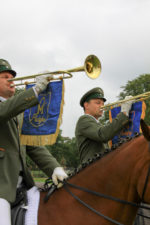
[0,72,15,99]
[84,98,104,119]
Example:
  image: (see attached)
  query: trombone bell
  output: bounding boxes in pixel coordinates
[84,55,101,79]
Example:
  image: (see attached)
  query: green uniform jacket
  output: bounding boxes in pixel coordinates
[0,88,60,203]
[75,113,129,164]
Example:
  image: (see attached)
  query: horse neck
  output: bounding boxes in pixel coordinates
[71,136,150,203]
[63,136,150,225]
[38,136,150,225]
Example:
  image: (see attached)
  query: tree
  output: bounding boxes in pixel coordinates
[118,74,150,125]
[47,130,80,168]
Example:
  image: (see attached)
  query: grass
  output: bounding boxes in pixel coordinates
[32,170,52,184]
[33,177,47,183]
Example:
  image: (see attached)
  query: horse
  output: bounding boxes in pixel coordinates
[38,119,150,225]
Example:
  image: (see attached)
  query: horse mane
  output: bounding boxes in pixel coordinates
[68,132,142,179]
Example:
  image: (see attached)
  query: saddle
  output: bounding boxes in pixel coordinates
[11,186,28,225]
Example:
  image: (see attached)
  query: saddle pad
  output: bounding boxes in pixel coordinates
[25,186,40,225]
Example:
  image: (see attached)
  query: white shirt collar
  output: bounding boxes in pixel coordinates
[85,113,99,123]
[0,96,7,102]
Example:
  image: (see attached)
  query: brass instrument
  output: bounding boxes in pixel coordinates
[101,91,150,111]
[9,55,101,87]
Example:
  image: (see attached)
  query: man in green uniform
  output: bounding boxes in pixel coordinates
[75,87,133,164]
[0,59,68,225]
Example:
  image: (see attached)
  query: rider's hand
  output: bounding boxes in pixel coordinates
[121,96,134,116]
[34,71,53,94]
[52,167,68,188]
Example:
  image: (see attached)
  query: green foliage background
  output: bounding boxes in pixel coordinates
[46,130,80,168]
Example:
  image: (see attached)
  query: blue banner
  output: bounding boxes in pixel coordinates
[20,80,64,146]
[109,101,146,144]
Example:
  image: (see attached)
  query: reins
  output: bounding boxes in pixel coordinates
[63,163,150,225]
[62,176,150,225]
[43,139,150,224]
[63,180,150,211]
[63,181,123,225]
[43,165,150,225]
[43,168,150,225]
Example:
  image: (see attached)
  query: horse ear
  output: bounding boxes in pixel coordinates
[140,119,150,141]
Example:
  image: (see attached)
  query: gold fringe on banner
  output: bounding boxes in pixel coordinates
[139,101,146,133]
[20,80,65,146]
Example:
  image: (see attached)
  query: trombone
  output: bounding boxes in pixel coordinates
[9,55,101,87]
[101,91,150,111]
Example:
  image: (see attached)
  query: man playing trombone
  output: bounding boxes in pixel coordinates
[75,87,133,164]
[0,59,68,225]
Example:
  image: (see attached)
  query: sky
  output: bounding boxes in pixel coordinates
[0,0,150,137]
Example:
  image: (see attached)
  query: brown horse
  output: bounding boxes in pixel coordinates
[38,119,150,225]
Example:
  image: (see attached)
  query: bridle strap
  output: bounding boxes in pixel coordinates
[63,183,123,225]
[141,163,150,201]
[63,181,150,210]
[140,142,150,202]
[141,166,150,202]
[63,180,150,225]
